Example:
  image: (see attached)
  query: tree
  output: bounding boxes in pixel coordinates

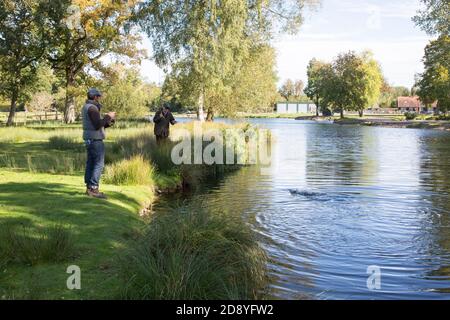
[162,44,278,117]
[23,63,57,112]
[416,35,450,113]
[378,80,410,108]
[413,0,450,36]
[100,64,152,119]
[279,79,295,101]
[45,0,145,123]
[28,92,54,113]
[0,0,50,126]
[209,44,278,117]
[231,45,278,114]
[136,0,318,121]
[323,51,383,118]
[304,59,332,116]
[359,51,383,116]
[294,80,304,98]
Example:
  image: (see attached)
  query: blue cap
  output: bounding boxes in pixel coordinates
[88,88,102,99]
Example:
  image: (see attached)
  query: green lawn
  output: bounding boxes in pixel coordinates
[0,170,152,299]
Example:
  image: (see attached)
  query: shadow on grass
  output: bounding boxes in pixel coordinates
[0,181,147,299]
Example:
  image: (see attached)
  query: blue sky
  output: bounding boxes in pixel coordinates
[139,0,432,88]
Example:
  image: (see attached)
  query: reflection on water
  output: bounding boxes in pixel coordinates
[156,119,450,300]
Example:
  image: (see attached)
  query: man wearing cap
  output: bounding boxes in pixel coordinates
[83,88,116,199]
[153,105,177,144]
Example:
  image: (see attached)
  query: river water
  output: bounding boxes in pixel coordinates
[157,118,450,300]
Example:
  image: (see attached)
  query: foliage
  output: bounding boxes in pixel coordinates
[405,112,417,120]
[28,92,54,113]
[0,0,51,125]
[416,35,450,113]
[279,79,304,101]
[100,64,153,119]
[45,0,145,123]
[318,51,383,118]
[378,81,410,108]
[136,0,318,120]
[119,204,267,300]
[304,59,333,114]
[413,0,450,36]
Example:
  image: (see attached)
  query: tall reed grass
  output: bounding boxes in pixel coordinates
[119,205,268,300]
[104,155,154,186]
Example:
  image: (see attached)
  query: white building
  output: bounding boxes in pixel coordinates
[275,102,317,114]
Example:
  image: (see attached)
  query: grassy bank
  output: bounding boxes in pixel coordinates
[333,117,450,130]
[0,121,268,299]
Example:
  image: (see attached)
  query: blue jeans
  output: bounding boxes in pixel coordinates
[84,140,105,189]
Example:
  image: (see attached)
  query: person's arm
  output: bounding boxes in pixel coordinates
[153,111,163,123]
[88,106,113,130]
[168,112,177,125]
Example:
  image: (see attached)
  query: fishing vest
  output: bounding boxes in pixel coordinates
[82,101,105,141]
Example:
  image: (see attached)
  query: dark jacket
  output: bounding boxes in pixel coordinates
[153,110,176,138]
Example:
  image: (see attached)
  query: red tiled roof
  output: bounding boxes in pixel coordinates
[397,96,438,108]
[398,96,421,108]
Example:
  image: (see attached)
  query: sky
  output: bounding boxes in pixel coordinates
[139,0,432,89]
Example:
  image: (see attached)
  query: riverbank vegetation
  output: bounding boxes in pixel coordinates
[120,205,267,300]
[303,51,384,119]
[0,121,269,299]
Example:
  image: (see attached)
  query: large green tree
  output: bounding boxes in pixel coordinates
[0,0,50,126]
[45,0,144,123]
[304,59,333,116]
[416,35,450,113]
[162,44,278,117]
[323,51,383,118]
[136,0,318,121]
[414,0,450,112]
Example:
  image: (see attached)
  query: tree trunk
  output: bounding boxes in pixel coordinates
[315,98,320,116]
[64,94,76,124]
[197,91,206,122]
[206,107,214,122]
[340,108,344,119]
[6,89,19,127]
[64,73,77,124]
[359,109,364,117]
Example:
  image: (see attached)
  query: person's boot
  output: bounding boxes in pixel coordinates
[86,187,108,199]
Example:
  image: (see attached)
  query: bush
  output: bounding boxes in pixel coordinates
[436,114,450,121]
[404,112,417,120]
[0,224,75,266]
[118,205,268,300]
[104,155,154,186]
[111,132,177,174]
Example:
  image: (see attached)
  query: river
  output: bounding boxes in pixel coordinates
[157,118,450,300]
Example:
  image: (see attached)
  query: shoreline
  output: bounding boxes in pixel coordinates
[294,116,450,131]
[334,118,450,131]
